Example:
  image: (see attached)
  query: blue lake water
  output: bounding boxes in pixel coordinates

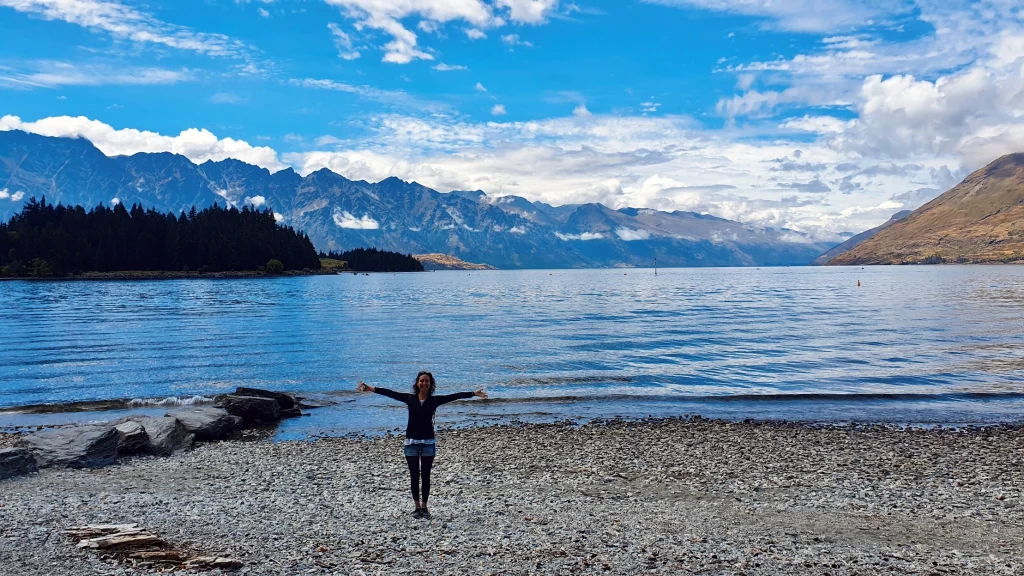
[2,266,1024,438]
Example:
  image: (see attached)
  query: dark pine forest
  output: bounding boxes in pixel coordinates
[0,198,322,277]
[321,248,424,272]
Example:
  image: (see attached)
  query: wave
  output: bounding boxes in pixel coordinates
[126,395,215,408]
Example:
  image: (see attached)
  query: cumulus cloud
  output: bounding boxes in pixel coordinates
[475,82,487,92]
[0,0,251,57]
[491,104,507,116]
[0,115,287,172]
[555,231,605,241]
[508,225,526,234]
[333,209,380,229]
[244,195,267,207]
[465,28,486,39]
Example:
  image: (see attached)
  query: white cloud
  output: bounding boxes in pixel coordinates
[274,212,285,222]
[572,103,591,117]
[434,62,468,71]
[323,0,493,64]
[0,114,287,172]
[465,28,486,39]
[614,227,651,241]
[501,33,533,47]
[328,22,361,60]
[556,231,605,241]
[508,225,526,234]
[0,0,250,57]
[258,7,269,18]
[644,0,910,33]
[491,104,507,116]
[0,61,190,89]
[0,188,8,200]
[475,82,487,92]
[333,209,380,229]
[110,197,119,205]
[245,195,267,207]
[209,92,242,104]
[494,0,558,24]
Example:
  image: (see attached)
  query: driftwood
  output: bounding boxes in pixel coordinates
[64,524,242,571]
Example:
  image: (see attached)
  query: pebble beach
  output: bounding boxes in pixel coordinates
[2,418,1023,575]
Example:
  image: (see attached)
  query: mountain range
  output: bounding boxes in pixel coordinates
[0,130,836,269]
[827,153,1024,265]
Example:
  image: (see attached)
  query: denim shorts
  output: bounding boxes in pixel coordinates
[403,442,436,457]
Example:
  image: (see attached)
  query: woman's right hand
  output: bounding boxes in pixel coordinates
[357,380,374,392]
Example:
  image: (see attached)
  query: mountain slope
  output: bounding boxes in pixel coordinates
[0,130,834,268]
[812,210,912,265]
[829,154,1024,265]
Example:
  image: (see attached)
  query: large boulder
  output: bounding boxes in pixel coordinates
[21,426,119,469]
[0,448,38,480]
[234,387,296,410]
[220,395,281,425]
[131,417,194,456]
[114,421,149,455]
[166,407,237,441]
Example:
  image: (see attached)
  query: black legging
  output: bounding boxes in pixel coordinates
[406,456,434,505]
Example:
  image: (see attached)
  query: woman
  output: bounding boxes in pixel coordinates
[357,372,487,519]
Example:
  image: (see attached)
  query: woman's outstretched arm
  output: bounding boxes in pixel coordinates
[434,388,488,405]
[357,380,412,402]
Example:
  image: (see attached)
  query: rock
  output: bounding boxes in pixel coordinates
[220,395,281,425]
[114,421,149,455]
[229,415,244,429]
[0,447,38,480]
[234,387,296,410]
[280,407,303,419]
[166,407,238,441]
[131,417,194,456]
[21,425,119,469]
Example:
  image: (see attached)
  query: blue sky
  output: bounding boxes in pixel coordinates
[1,1,1023,239]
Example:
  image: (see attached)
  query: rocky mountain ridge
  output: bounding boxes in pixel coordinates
[828,153,1024,265]
[0,130,834,268]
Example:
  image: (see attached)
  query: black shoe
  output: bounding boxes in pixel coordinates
[420,508,431,520]
[412,508,424,518]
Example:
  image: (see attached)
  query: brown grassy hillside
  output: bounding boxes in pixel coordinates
[828,153,1024,265]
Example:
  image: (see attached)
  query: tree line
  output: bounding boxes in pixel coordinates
[321,247,424,272]
[0,197,322,277]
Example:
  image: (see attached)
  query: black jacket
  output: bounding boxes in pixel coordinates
[373,387,475,440]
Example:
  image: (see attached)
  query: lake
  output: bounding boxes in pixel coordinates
[2,266,1023,438]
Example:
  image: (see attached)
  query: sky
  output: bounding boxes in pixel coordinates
[1,0,1023,240]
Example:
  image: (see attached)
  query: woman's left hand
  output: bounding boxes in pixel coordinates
[474,388,488,399]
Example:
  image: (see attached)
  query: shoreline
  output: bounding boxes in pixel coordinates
[2,417,1022,575]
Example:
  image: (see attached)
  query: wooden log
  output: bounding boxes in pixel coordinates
[77,533,162,549]
[126,550,188,562]
[63,524,140,537]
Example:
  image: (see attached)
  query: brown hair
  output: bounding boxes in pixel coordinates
[412,371,436,396]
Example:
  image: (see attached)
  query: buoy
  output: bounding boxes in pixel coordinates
[857,280,861,287]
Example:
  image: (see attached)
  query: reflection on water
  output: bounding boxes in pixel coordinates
[2,265,1024,434]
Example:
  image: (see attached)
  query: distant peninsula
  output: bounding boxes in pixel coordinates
[414,253,497,271]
